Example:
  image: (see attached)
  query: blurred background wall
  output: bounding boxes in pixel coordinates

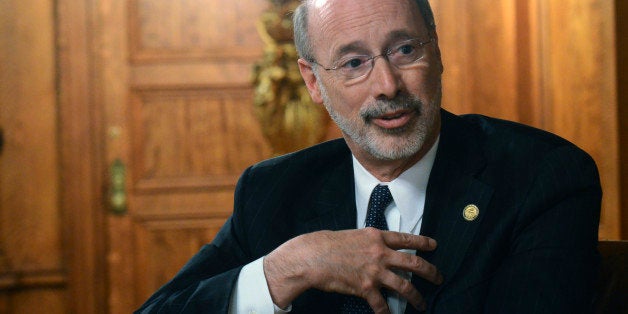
[1,0,626,312]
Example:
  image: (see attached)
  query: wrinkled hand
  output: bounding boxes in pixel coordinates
[264,228,442,313]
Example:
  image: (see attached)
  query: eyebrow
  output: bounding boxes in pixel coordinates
[333,42,370,60]
[384,30,422,43]
[332,30,425,60]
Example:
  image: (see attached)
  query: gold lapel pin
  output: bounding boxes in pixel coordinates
[463,204,480,221]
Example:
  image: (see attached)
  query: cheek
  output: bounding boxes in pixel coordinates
[405,67,441,100]
[325,85,367,116]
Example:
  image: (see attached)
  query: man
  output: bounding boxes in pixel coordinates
[136,0,601,313]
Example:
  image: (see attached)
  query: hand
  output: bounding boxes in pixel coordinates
[263,228,442,313]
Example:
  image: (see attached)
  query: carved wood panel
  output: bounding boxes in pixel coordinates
[1,0,68,312]
[134,218,226,303]
[432,0,521,122]
[98,0,272,312]
[617,0,628,238]
[130,89,271,193]
[129,0,267,62]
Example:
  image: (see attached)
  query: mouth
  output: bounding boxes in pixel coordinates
[370,109,416,129]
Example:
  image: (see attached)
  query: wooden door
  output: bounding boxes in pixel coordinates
[0,0,67,312]
[93,0,273,311]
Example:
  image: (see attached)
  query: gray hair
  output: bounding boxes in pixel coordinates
[292,0,436,61]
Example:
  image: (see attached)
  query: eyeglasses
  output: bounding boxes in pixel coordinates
[309,37,434,83]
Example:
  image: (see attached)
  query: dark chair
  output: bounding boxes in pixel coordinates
[594,240,628,314]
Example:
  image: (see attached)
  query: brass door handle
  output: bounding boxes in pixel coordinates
[109,158,127,215]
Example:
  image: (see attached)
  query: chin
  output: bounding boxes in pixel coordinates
[363,131,426,161]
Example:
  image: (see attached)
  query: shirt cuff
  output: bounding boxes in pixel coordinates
[229,256,292,313]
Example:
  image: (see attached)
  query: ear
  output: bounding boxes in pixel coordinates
[298,58,324,104]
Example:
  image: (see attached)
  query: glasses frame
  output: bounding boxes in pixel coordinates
[308,37,435,82]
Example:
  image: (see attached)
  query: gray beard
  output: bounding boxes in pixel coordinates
[319,82,440,161]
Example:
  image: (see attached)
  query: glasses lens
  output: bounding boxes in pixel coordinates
[389,39,429,67]
[335,56,373,79]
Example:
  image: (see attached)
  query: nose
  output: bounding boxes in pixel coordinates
[368,56,401,100]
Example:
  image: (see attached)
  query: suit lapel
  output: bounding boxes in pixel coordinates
[410,110,494,309]
[297,148,357,233]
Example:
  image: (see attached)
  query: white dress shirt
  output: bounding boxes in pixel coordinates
[229,138,439,313]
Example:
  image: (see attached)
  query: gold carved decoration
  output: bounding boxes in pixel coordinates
[252,0,329,155]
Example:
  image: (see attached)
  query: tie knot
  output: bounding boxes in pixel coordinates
[371,185,393,207]
[365,185,393,230]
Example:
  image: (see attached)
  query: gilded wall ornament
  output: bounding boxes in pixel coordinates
[252,0,330,155]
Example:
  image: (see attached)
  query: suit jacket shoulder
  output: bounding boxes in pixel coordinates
[414,110,601,313]
[228,138,357,255]
[459,112,594,162]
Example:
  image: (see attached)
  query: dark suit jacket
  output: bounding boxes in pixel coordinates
[136,110,601,313]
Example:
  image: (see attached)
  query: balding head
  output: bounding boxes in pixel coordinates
[293,0,436,61]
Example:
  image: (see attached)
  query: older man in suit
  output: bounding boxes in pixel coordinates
[136,0,601,313]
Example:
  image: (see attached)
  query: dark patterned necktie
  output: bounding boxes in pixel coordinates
[341,185,393,313]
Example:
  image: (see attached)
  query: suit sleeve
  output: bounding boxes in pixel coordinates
[134,167,256,313]
[484,145,602,313]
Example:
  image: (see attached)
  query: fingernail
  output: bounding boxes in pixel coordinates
[429,238,437,248]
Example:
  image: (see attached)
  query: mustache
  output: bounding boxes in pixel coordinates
[360,93,424,121]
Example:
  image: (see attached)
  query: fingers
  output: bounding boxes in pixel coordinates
[276,228,441,312]
[364,289,391,314]
[381,230,438,251]
[387,250,443,285]
[379,271,427,311]
[361,270,428,312]
[376,230,443,284]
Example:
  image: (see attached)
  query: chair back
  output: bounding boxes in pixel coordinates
[594,240,628,314]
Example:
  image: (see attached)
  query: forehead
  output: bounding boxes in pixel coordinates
[308,0,427,55]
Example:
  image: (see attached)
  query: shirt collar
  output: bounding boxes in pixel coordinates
[352,136,439,231]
